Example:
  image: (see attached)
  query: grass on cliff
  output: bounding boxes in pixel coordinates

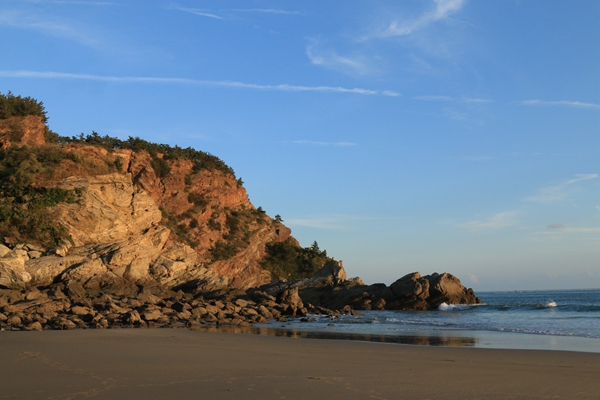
[259,239,332,280]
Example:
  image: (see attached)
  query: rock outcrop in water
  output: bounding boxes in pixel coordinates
[254,260,482,311]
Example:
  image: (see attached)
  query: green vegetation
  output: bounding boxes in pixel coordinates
[0,144,83,247]
[187,192,209,209]
[209,240,239,261]
[0,91,47,122]
[0,145,79,190]
[48,131,235,177]
[259,239,332,280]
[207,206,268,261]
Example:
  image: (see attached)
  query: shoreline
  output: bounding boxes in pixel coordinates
[189,323,600,354]
[3,328,600,399]
[250,324,600,354]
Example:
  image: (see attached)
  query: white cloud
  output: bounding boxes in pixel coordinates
[542,227,600,234]
[467,273,480,284]
[0,70,398,96]
[231,9,304,16]
[464,98,493,104]
[371,0,466,38]
[306,41,375,76]
[171,5,303,20]
[0,10,103,48]
[170,6,224,20]
[285,214,379,231]
[458,211,519,231]
[16,0,115,4]
[526,174,598,203]
[565,174,598,184]
[520,99,600,111]
[415,95,493,103]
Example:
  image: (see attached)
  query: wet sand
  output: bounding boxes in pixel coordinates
[2,328,599,399]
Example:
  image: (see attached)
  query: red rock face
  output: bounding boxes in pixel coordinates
[0,115,46,149]
[124,151,291,288]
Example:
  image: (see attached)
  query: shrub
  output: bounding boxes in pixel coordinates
[58,132,236,176]
[187,192,209,208]
[210,241,239,261]
[0,91,48,122]
[260,238,332,280]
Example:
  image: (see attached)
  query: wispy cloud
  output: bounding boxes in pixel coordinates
[458,211,519,231]
[565,174,598,184]
[542,225,600,234]
[16,0,115,4]
[526,174,598,203]
[464,98,494,104]
[285,214,377,231]
[0,10,103,48]
[0,70,398,96]
[415,95,493,103]
[369,0,466,38]
[170,5,224,20]
[231,9,304,16]
[520,99,600,111]
[170,5,303,20]
[291,140,357,147]
[467,273,480,284]
[306,40,376,76]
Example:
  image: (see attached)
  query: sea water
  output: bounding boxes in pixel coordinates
[255,289,600,353]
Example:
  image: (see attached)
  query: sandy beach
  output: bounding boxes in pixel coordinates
[2,329,599,399]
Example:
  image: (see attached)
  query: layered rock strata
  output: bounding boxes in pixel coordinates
[0,173,227,292]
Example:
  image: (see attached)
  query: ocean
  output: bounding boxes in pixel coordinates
[255,289,600,353]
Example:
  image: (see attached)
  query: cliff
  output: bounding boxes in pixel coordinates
[0,114,299,292]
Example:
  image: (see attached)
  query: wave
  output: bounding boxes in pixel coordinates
[437,302,481,311]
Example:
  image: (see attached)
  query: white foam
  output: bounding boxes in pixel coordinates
[438,302,455,311]
[546,300,558,308]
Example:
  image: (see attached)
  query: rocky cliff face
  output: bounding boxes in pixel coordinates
[0,115,46,150]
[0,116,289,292]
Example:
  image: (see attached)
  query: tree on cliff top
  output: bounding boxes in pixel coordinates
[0,91,47,123]
[260,238,332,280]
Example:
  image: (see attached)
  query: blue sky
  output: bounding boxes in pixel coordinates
[1,0,599,291]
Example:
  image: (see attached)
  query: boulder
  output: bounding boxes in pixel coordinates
[255,263,481,311]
